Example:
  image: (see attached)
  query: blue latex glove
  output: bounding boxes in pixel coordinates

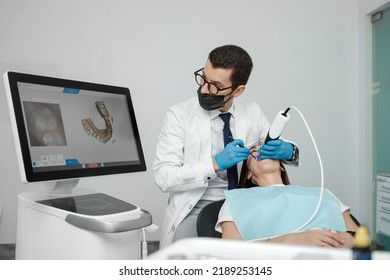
[215,139,251,171]
[259,139,293,160]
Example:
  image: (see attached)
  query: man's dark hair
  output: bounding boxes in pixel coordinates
[208,45,253,86]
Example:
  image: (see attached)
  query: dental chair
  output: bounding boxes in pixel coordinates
[196,199,225,238]
[196,199,362,238]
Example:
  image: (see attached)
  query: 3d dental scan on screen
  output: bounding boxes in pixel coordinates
[3,71,155,260]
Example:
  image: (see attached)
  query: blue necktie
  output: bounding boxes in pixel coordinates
[219,113,238,190]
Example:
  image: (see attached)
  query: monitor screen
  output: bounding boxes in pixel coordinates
[3,71,146,183]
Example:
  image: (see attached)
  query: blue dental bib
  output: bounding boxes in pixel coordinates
[224,185,347,241]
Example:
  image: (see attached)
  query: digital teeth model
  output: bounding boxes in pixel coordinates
[81,101,113,143]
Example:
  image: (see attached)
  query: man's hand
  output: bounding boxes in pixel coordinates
[259,139,293,160]
[215,139,250,171]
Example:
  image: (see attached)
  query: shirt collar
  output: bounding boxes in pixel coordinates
[209,103,236,120]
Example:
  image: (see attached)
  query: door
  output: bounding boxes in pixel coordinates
[372,6,390,250]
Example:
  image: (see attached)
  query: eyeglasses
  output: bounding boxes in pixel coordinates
[194,68,237,94]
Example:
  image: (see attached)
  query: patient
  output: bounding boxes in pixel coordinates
[215,147,359,248]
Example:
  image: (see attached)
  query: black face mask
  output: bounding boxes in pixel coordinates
[197,87,234,111]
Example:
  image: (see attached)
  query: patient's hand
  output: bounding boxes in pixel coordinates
[332,231,354,248]
[270,229,348,248]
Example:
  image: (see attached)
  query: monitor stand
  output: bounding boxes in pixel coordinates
[44,178,80,197]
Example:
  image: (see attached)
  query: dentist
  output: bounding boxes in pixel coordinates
[153,45,300,248]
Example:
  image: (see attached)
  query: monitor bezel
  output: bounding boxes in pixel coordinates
[4,71,146,183]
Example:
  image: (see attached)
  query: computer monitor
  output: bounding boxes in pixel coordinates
[3,71,146,192]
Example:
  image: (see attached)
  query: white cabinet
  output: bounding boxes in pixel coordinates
[376,174,390,237]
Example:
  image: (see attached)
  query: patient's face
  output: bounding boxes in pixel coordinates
[248,146,281,175]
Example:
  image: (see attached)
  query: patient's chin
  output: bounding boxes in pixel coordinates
[256,159,280,172]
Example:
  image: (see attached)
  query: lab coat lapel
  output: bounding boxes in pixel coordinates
[234,101,248,145]
[233,101,247,175]
[194,106,212,160]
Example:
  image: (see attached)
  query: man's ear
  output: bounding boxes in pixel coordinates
[247,170,253,180]
[233,85,245,97]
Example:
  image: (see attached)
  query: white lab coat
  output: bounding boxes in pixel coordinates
[153,96,271,247]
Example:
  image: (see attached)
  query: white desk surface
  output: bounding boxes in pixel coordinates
[148,237,390,260]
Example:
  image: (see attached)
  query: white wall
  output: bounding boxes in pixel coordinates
[0,0,361,243]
